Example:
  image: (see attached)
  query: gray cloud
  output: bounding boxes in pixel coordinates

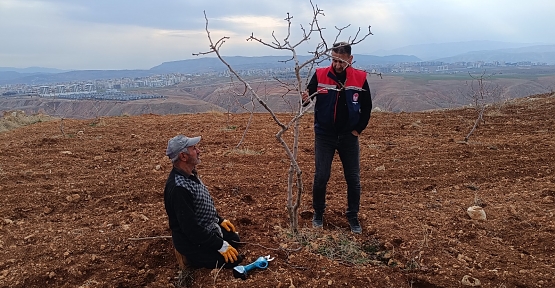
[1,0,553,69]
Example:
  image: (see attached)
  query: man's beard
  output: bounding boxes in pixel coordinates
[187,157,201,166]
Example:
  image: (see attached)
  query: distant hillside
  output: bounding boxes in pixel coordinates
[0,71,28,82]
[0,67,67,73]
[3,67,555,116]
[149,54,421,74]
[0,95,223,119]
[3,43,555,85]
[0,68,72,84]
[0,55,420,85]
[150,56,291,74]
[371,40,543,60]
[0,70,155,85]
[354,54,421,65]
[436,45,555,64]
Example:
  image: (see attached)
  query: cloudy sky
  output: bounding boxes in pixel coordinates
[1,0,553,70]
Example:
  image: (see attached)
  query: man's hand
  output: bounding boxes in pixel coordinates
[302,90,310,103]
[351,130,360,137]
[220,219,236,232]
[218,241,239,263]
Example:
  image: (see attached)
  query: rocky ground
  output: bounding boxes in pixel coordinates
[1,93,554,287]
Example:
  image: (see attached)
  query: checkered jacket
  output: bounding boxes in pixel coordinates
[164,168,224,254]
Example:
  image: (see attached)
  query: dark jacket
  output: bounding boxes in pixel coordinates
[307,65,372,135]
[164,167,224,256]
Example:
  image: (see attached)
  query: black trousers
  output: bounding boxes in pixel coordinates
[312,132,361,219]
[184,229,243,269]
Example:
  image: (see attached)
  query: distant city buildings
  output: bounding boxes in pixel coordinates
[0,61,552,98]
[365,60,549,75]
[1,73,187,99]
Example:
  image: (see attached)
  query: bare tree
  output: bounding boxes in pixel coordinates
[221,74,258,148]
[194,2,372,232]
[464,70,502,141]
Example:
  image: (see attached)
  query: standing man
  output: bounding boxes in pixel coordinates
[302,42,372,234]
[163,134,243,268]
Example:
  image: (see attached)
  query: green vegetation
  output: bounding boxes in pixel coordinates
[226,147,263,155]
[286,227,383,266]
[221,125,237,131]
[0,111,54,133]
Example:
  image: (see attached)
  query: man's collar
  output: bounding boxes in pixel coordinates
[174,166,192,177]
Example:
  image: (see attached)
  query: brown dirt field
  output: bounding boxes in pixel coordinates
[1,93,554,288]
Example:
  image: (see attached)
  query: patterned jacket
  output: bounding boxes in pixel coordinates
[164,168,224,256]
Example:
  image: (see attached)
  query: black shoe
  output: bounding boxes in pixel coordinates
[312,212,323,228]
[348,217,362,234]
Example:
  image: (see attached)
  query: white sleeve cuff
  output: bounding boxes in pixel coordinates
[218,241,229,253]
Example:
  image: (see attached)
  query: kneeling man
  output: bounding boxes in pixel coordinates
[163,134,242,268]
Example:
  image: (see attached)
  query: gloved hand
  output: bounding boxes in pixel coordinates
[220,219,236,232]
[218,241,238,263]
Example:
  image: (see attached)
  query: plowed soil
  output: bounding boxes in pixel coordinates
[1,93,554,288]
